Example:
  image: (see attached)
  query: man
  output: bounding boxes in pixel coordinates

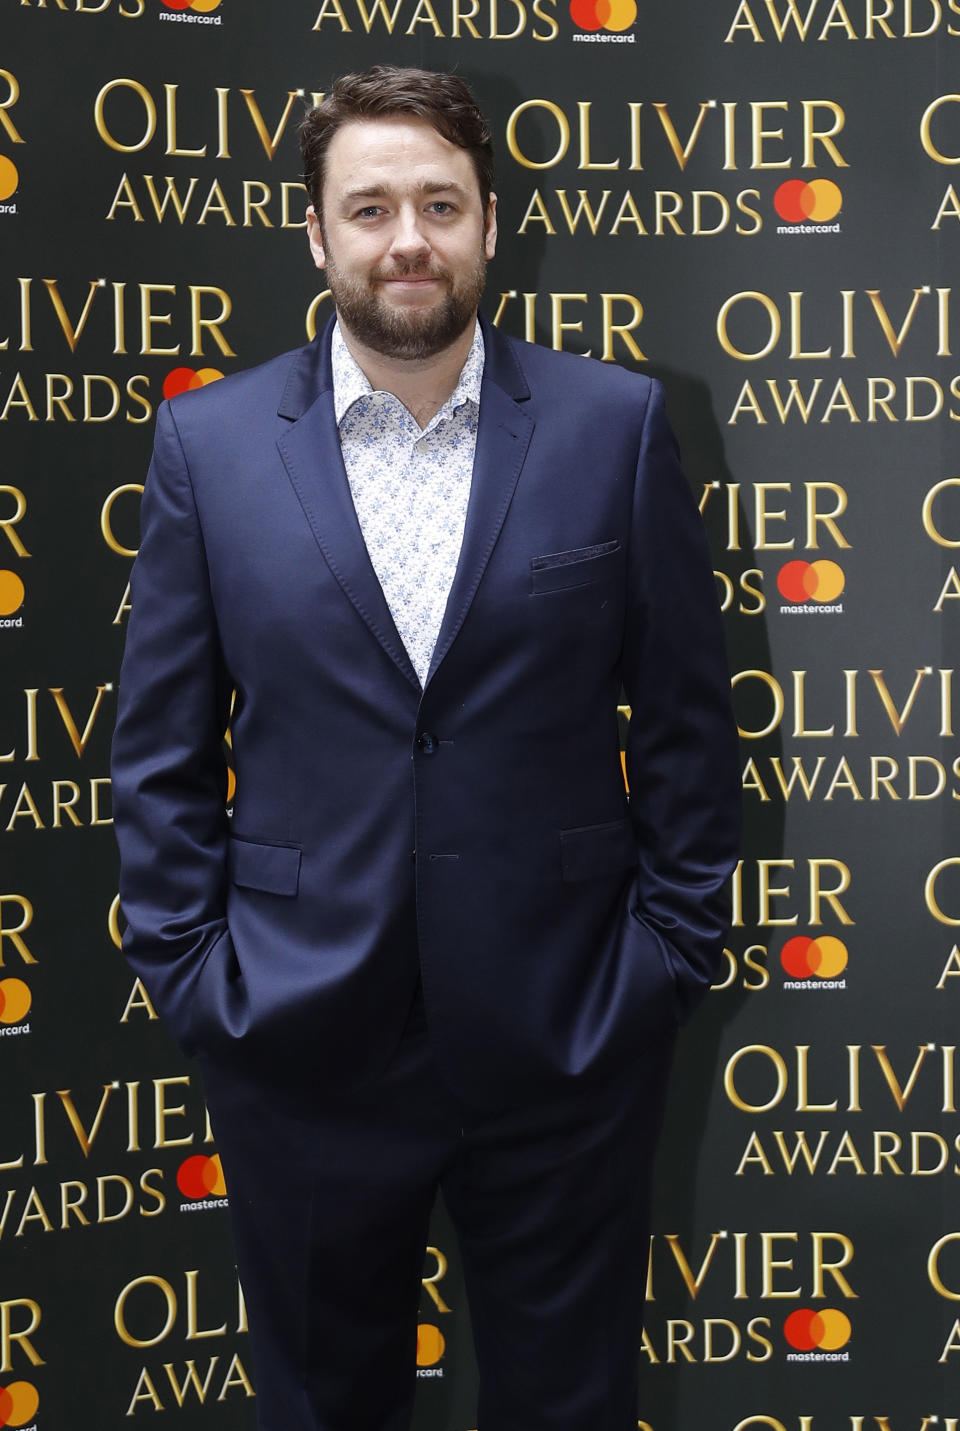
[112,64,739,1431]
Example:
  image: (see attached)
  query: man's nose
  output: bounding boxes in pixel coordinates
[389,207,432,261]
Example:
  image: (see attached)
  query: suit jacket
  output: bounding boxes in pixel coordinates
[111,312,740,1107]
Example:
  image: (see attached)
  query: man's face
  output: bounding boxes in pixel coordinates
[306,116,497,360]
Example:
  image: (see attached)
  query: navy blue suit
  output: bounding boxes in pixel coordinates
[112,313,739,1431]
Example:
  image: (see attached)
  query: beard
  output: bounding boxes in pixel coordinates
[322,241,487,361]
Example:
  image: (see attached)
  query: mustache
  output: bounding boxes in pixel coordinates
[371,260,450,282]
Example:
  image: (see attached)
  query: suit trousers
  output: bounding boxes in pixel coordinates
[197,983,676,1431]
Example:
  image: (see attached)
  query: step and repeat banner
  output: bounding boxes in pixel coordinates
[3,2,959,1428]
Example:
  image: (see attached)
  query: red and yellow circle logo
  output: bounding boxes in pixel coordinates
[784,1307,851,1351]
[0,158,18,203]
[0,979,31,1025]
[780,936,848,981]
[777,559,844,604]
[162,0,222,10]
[570,0,636,30]
[0,1381,39,1428]
[0,572,25,617]
[774,179,842,224]
[163,367,224,400]
[416,1324,445,1366]
[177,1154,226,1199]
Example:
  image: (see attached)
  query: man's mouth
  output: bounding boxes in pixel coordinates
[375,268,447,286]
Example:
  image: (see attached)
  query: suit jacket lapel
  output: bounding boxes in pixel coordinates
[426,314,534,688]
[275,314,535,697]
[275,324,421,692]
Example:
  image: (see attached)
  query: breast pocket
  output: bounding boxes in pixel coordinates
[530,540,622,595]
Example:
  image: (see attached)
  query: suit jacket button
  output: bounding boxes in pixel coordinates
[417,732,438,755]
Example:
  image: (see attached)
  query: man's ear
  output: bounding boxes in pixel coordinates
[306,206,326,269]
[484,193,498,261]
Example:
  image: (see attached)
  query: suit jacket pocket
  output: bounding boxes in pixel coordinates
[228,836,301,896]
[560,817,635,882]
[530,540,621,594]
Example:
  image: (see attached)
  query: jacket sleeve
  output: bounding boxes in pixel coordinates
[111,399,235,1055]
[621,379,741,1022]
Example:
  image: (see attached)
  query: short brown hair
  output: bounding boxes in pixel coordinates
[300,66,494,220]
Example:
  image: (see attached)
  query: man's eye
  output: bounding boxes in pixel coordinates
[356,206,382,219]
[429,202,454,215]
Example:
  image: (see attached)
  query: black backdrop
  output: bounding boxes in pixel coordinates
[3,2,960,1427]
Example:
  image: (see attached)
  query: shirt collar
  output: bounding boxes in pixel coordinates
[331,318,484,427]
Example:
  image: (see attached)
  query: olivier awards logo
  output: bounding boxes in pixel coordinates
[640,1229,857,1364]
[0,1381,38,1429]
[774,178,843,234]
[569,0,636,40]
[116,1268,254,1415]
[158,0,223,22]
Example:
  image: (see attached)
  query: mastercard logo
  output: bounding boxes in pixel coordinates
[163,367,224,400]
[416,1324,445,1367]
[780,935,848,981]
[162,0,222,10]
[177,1153,226,1199]
[0,572,25,617]
[774,179,842,224]
[0,979,31,1025]
[784,1307,851,1351]
[0,1381,39,1429]
[0,158,18,203]
[777,559,844,604]
[570,0,636,30]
